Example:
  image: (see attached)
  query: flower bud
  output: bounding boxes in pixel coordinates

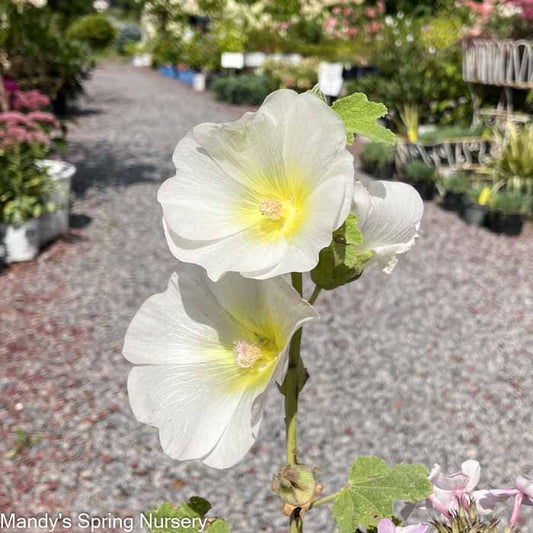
[272,464,319,509]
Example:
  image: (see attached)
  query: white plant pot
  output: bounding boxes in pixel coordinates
[0,219,39,263]
[193,73,206,92]
[37,159,76,246]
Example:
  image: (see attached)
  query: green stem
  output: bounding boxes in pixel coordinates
[312,492,339,508]
[308,285,321,305]
[284,272,305,532]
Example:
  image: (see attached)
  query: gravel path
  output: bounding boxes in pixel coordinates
[1,61,532,533]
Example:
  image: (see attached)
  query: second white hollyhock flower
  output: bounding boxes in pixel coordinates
[158,89,354,281]
[123,264,316,469]
[352,180,424,274]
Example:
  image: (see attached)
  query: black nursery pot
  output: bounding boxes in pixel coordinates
[442,191,464,211]
[412,180,435,201]
[488,211,524,236]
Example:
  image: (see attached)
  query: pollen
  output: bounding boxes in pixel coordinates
[233,340,264,368]
[259,198,284,220]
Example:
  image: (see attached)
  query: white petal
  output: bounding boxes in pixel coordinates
[158,134,256,241]
[473,489,516,514]
[203,387,264,469]
[352,180,423,273]
[462,460,481,491]
[128,364,242,461]
[517,474,533,499]
[123,271,237,366]
[162,218,287,282]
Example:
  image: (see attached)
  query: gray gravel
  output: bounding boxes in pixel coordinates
[1,61,532,533]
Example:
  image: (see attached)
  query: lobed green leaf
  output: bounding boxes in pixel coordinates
[332,456,432,533]
[332,93,397,145]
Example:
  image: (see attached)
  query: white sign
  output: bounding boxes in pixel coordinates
[245,52,266,68]
[221,52,244,69]
[318,62,344,96]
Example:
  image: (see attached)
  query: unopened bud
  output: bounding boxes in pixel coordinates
[272,464,319,509]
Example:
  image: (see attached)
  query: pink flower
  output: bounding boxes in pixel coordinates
[325,17,337,32]
[377,0,385,12]
[365,21,383,34]
[344,7,352,15]
[13,90,50,112]
[332,6,341,15]
[27,111,60,128]
[366,6,377,18]
[280,22,290,30]
[474,475,533,532]
[378,518,428,533]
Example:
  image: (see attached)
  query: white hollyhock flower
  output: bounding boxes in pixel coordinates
[158,89,354,281]
[351,180,423,274]
[123,264,316,469]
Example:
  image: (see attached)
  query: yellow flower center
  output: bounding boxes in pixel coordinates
[236,169,310,242]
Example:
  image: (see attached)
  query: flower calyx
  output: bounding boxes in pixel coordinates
[272,464,322,517]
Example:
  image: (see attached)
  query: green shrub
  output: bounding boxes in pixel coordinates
[261,59,319,92]
[489,190,532,215]
[152,36,183,65]
[116,23,142,55]
[4,8,94,108]
[211,76,278,106]
[359,142,395,170]
[443,172,470,194]
[403,160,437,183]
[67,14,117,51]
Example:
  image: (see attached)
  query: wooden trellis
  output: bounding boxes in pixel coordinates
[463,39,533,89]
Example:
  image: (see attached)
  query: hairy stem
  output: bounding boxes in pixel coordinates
[312,492,339,508]
[283,272,305,532]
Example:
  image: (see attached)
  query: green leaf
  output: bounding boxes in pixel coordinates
[332,457,432,533]
[145,498,229,533]
[311,214,373,290]
[332,93,397,145]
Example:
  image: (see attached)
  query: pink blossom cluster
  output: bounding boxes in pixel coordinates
[13,89,51,112]
[0,111,58,149]
[401,460,533,532]
[324,1,385,39]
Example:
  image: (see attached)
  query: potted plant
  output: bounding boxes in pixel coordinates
[38,159,76,245]
[0,91,71,262]
[358,141,396,180]
[487,190,531,236]
[0,142,56,263]
[441,171,469,211]
[461,183,489,226]
[402,160,437,200]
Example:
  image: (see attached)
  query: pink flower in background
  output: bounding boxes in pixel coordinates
[332,6,341,14]
[347,27,359,36]
[0,111,35,127]
[366,6,377,18]
[377,0,385,13]
[365,21,383,33]
[27,111,60,128]
[509,0,533,19]
[13,90,50,112]
[280,22,290,31]
[325,17,337,32]
[344,7,353,15]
